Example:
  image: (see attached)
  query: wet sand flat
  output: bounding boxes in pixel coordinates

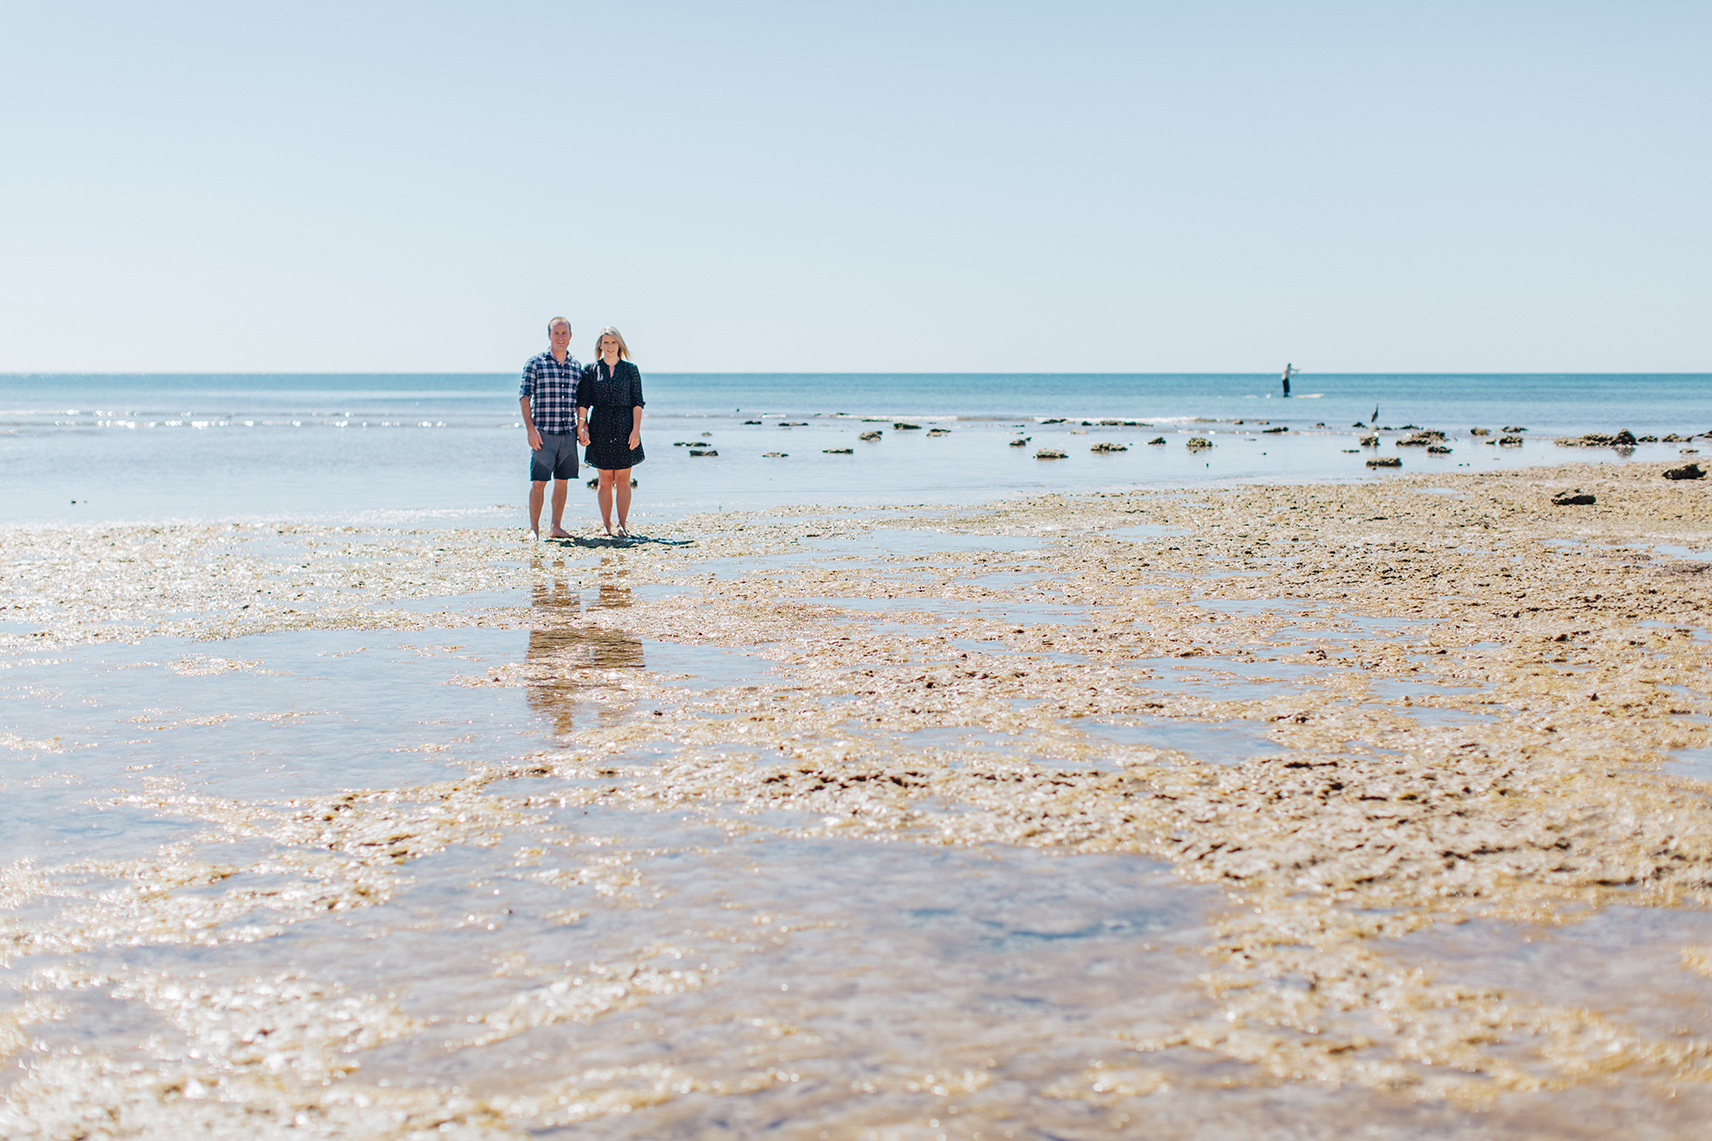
[3,461,1712,1138]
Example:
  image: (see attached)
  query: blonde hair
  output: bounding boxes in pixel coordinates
[596,326,631,361]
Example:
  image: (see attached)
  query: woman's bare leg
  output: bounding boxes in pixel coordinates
[614,467,633,532]
[596,470,615,533]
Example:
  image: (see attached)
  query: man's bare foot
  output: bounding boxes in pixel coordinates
[529,525,540,539]
[549,527,572,539]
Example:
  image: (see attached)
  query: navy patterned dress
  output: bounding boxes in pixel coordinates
[578,359,646,471]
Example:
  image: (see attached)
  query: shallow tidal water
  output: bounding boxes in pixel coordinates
[5,462,1712,1138]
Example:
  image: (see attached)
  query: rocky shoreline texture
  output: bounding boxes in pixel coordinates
[3,461,1711,1138]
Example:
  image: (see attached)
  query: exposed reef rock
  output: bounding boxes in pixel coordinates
[1556,430,1638,448]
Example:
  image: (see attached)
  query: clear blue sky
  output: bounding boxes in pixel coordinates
[1,1,1706,373]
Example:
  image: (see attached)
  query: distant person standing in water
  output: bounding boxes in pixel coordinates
[1281,362,1296,398]
[520,317,584,539]
[577,326,645,538]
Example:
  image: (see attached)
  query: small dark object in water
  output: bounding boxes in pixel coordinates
[630,477,638,488]
[763,452,787,458]
[1470,427,1491,436]
[1497,435,1524,447]
[1427,444,1452,454]
[1090,442,1127,453]
[1185,437,1212,450]
[1400,424,1420,430]
[1147,437,1166,445]
[894,422,922,430]
[1551,490,1596,505]
[859,431,881,441]
[1040,418,1066,424]
[689,448,717,457]
[927,428,950,437]
[743,420,761,425]
[586,477,598,488]
[1366,457,1401,468]
[1352,422,1365,428]
[1663,463,1706,480]
[1262,426,1287,434]
[1359,434,1379,447]
[823,448,853,454]
[1035,449,1067,459]
[1503,425,1527,433]
[1008,438,1028,446]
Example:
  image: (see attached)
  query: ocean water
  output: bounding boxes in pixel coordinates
[2,372,1708,526]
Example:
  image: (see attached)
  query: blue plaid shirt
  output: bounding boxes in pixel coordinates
[519,351,582,435]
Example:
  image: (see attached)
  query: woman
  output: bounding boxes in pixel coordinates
[576,326,645,538]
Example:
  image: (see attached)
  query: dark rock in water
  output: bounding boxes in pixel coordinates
[858,431,882,441]
[1035,449,1067,459]
[823,448,853,454]
[1502,426,1527,433]
[893,422,922,430]
[1359,434,1379,447]
[743,420,761,425]
[1638,435,1660,442]
[1555,430,1637,448]
[1397,430,1448,447]
[1185,437,1213,450]
[689,448,718,457]
[1090,442,1127,453]
[1551,490,1596,505]
[1008,437,1030,446]
[1426,445,1452,454]
[927,428,950,437]
[1352,422,1366,428]
[762,452,788,458]
[1040,418,1066,424]
[1400,424,1420,430]
[1663,463,1706,481]
[1470,427,1491,436]
[1497,435,1525,447]
[1147,436,1167,445]
[1366,457,1401,468]
[1262,426,1288,434]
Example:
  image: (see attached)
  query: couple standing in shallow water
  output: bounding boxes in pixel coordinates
[518,317,645,540]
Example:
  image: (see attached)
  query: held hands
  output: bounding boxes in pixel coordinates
[578,422,590,445]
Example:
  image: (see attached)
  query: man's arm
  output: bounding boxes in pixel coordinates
[521,396,542,452]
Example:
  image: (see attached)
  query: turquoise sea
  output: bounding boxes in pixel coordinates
[3,372,1708,527]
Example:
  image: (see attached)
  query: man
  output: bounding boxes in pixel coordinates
[519,317,588,539]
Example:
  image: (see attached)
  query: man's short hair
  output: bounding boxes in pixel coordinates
[547,316,571,336]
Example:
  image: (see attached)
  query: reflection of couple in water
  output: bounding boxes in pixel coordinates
[525,564,643,737]
[518,319,645,541]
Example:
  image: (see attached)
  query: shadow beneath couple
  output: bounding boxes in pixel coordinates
[548,533,694,549]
